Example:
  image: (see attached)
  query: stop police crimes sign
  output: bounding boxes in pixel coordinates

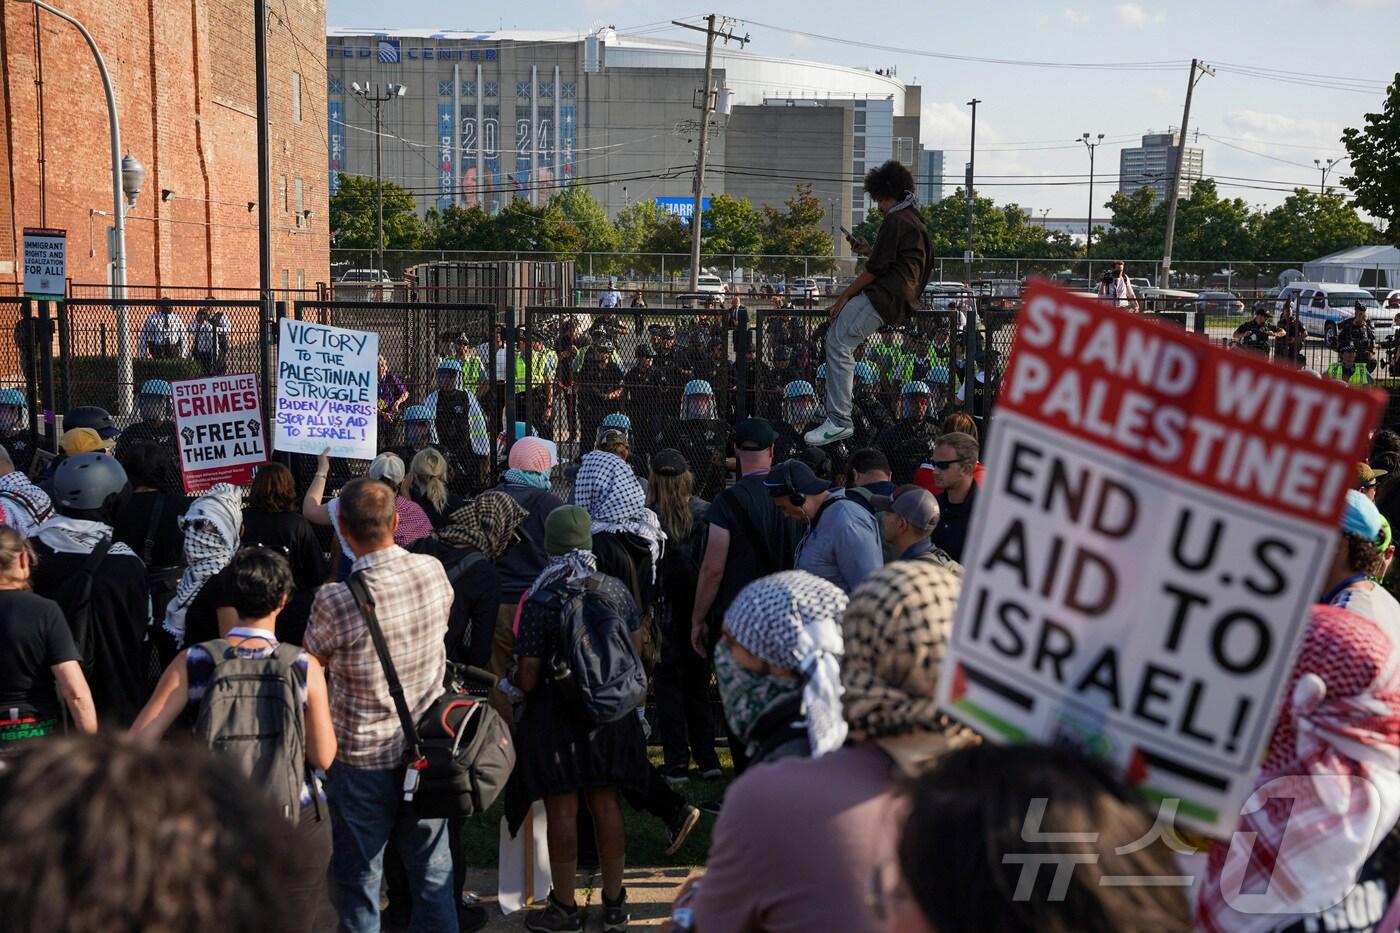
[171,373,267,493]
[935,278,1385,836]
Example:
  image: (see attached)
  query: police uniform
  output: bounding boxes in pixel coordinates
[1275,314,1307,364]
[874,416,941,485]
[432,390,487,496]
[1338,316,1376,364]
[114,419,179,467]
[1,430,36,476]
[576,348,624,456]
[623,351,667,457]
[1232,318,1280,357]
[1325,359,1373,385]
[658,417,733,500]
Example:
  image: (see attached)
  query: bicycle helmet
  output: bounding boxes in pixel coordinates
[52,452,129,513]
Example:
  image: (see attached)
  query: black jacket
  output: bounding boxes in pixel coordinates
[409,538,500,668]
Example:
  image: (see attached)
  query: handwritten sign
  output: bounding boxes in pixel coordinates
[172,373,267,493]
[273,319,378,459]
[22,227,66,299]
[935,279,1385,836]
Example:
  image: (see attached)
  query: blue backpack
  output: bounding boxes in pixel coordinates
[538,575,647,724]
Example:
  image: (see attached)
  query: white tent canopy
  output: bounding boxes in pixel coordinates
[1302,245,1400,288]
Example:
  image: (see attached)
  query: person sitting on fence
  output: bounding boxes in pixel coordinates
[138,306,187,359]
[0,389,37,478]
[658,381,733,501]
[114,380,178,469]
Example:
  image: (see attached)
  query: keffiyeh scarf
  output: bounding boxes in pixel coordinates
[163,483,242,643]
[572,451,665,575]
[435,492,527,560]
[883,190,917,215]
[1197,604,1400,932]
[723,570,849,756]
[504,468,550,489]
[524,548,599,602]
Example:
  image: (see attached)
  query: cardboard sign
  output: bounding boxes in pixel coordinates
[172,374,267,493]
[22,227,66,299]
[936,279,1385,836]
[273,319,378,460]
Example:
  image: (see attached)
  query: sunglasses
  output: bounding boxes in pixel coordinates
[1360,481,1378,491]
[930,458,968,470]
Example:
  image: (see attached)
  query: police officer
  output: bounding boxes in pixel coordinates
[114,380,178,469]
[428,360,489,495]
[1275,299,1307,366]
[773,380,820,464]
[657,380,733,499]
[851,361,895,449]
[1338,302,1377,372]
[1232,306,1285,359]
[873,382,943,484]
[1326,343,1373,386]
[623,344,666,461]
[576,338,624,458]
[514,327,557,438]
[0,389,37,476]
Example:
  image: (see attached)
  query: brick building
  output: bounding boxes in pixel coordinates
[0,0,328,294]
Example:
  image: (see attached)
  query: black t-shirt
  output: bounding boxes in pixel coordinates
[240,510,329,592]
[0,590,79,718]
[705,473,802,615]
[112,491,192,568]
[592,531,656,616]
[29,541,151,725]
[491,483,566,602]
[933,483,978,564]
[409,538,501,667]
[409,486,466,531]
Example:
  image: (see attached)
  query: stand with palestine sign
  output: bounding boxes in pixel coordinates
[935,279,1384,836]
[22,227,66,299]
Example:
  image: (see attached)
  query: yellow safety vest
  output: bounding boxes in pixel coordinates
[1325,362,1371,386]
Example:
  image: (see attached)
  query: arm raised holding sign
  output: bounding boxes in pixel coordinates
[302,448,333,527]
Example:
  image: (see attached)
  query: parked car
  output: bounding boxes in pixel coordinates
[1290,283,1387,345]
[1196,291,1246,315]
[677,273,729,309]
[336,268,394,301]
[791,278,821,307]
[1139,287,1199,312]
[972,279,1023,314]
[1129,277,1153,291]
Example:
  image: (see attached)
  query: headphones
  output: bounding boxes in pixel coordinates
[787,490,806,508]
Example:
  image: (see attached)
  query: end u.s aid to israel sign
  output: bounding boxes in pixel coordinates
[273,319,378,460]
[172,374,267,493]
[935,279,1385,836]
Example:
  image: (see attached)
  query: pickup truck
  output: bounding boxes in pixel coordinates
[677,273,729,309]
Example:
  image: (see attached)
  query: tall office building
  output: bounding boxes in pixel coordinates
[918,148,945,204]
[1118,131,1204,202]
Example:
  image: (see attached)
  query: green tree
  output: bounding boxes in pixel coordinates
[1170,180,1255,262]
[472,199,583,258]
[1342,74,1400,246]
[1254,188,1378,260]
[551,185,620,255]
[329,173,426,251]
[918,190,1078,260]
[702,194,764,258]
[614,200,666,271]
[1090,187,1162,260]
[643,214,694,272]
[761,183,835,276]
[423,203,490,252]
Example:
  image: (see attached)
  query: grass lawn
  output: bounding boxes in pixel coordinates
[458,747,732,868]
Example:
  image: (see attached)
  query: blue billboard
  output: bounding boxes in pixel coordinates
[656,197,711,220]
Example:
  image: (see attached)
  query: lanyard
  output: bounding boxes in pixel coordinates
[227,626,278,644]
[1322,574,1372,605]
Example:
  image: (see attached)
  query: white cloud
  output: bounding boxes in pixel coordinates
[1062,8,1089,23]
[1114,3,1149,28]
[1223,109,1344,147]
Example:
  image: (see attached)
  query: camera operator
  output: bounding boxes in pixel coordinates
[1096,260,1138,311]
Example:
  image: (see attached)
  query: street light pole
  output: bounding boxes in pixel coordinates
[353,83,406,274]
[18,0,139,414]
[1081,132,1104,280]
[964,98,980,420]
[1314,158,1338,195]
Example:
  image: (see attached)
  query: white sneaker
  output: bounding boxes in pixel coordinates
[804,419,854,446]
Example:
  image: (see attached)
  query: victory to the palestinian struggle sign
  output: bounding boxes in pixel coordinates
[273,319,378,460]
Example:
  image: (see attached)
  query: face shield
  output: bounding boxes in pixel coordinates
[436,368,463,392]
[137,393,172,422]
[405,418,437,448]
[682,392,717,421]
[900,392,932,421]
[783,393,818,427]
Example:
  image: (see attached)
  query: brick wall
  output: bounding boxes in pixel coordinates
[0,0,328,292]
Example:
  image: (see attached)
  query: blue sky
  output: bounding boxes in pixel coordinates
[325,0,1398,220]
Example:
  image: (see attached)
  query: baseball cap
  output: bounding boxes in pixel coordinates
[544,505,592,556]
[60,427,110,455]
[651,448,690,477]
[734,417,778,451]
[596,428,629,449]
[890,486,941,533]
[764,459,831,498]
[367,452,406,485]
[1341,488,1383,539]
[1358,461,1388,486]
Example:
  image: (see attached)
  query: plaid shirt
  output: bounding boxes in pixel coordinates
[304,545,450,768]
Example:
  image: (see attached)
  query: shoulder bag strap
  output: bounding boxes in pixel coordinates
[140,496,166,567]
[345,572,422,761]
[445,550,486,586]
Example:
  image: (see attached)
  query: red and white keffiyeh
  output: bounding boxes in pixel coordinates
[1196,604,1400,932]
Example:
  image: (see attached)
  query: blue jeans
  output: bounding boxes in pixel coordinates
[326,762,457,933]
[824,292,885,428]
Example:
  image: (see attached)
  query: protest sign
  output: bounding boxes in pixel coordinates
[935,279,1385,836]
[171,373,267,493]
[273,319,378,460]
[22,227,66,299]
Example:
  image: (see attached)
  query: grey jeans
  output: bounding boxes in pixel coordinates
[823,292,884,429]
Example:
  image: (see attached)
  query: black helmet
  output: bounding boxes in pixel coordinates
[52,452,129,512]
[660,325,677,339]
[636,344,656,359]
[64,405,118,440]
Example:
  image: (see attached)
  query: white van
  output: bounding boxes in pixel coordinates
[1284,283,1387,343]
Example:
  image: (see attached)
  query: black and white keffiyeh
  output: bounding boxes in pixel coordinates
[163,483,242,643]
[884,190,918,215]
[524,549,599,601]
[572,450,665,572]
[724,570,849,756]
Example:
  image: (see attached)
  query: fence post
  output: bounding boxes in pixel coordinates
[735,306,750,421]
[20,300,39,443]
[503,306,517,467]
[56,300,72,417]
[37,301,57,453]
[265,301,282,443]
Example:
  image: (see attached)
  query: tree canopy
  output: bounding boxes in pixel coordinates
[1342,73,1400,247]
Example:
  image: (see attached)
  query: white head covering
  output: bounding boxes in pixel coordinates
[163,483,242,644]
[572,450,665,574]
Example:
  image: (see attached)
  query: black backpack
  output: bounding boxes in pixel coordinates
[536,575,647,724]
[346,573,515,819]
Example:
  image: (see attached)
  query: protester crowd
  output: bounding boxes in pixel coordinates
[1,159,1398,933]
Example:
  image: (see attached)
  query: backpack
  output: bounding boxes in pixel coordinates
[539,575,647,724]
[192,640,308,824]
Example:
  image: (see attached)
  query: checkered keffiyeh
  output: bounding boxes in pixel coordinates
[1196,604,1400,932]
[724,570,849,756]
[572,450,665,573]
[841,560,976,744]
[163,483,242,644]
[435,491,526,560]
